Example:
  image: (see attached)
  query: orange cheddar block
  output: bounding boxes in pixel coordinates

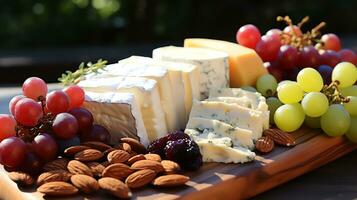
[184,38,268,87]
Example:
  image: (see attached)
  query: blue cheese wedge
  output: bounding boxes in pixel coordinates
[153,46,229,99]
[189,100,264,140]
[209,88,269,129]
[78,76,167,142]
[186,117,254,149]
[82,91,149,147]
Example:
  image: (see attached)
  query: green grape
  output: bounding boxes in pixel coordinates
[277,81,304,104]
[321,104,351,137]
[266,97,283,124]
[256,74,278,97]
[332,62,357,88]
[274,103,305,132]
[340,85,357,97]
[301,92,329,117]
[344,96,357,116]
[297,68,324,92]
[277,80,293,92]
[346,117,357,143]
[304,116,321,129]
[240,86,257,93]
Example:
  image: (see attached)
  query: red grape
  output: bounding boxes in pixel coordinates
[82,124,111,144]
[0,114,17,141]
[317,65,333,85]
[52,113,79,139]
[321,33,341,51]
[255,35,281,62]
[299,46,321,68]
[9,95,24,115]
[283,25,303,36]
[266,29,282,40]
[338,49,357,65]
[63,85,85,109]
[14,98,43,127]
[21,151,42,175]
[46,90,70,115]
[22,77,48,101]
[277,45,299,69]
[236,24,261,49]
[320,50,341,67]
[0,137,27,168]
[265,62,284,81]
[33,133,58,162]
[68,108,94,132]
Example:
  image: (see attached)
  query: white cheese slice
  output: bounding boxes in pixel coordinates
[209,88,269,129]
[85,62,180,132]
[185,117,254,149]
[153,46,229,99]
[78,76,167,142]
[189,100,264,140]
[82,91,149,147]
[122,56,200,121]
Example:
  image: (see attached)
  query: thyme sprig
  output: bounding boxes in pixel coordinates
[58,59,108,85]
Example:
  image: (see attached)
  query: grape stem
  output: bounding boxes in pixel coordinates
[322,81,350,104]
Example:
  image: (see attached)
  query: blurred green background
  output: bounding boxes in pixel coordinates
[0,0,356,83]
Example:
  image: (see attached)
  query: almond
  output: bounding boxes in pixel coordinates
[115,142,132,153]
[64,145,90,156]
[70,174,99,194]
[125,169,156,189]
[67,160,93,177]
[161,160,180,174]
[120,137,147,154]
[74,149,103,162]
[127,154,146,165]
[107,150,131,163]
[43,158,69,172]
[102,163,134,180]
[98,177,132,199]
[263,128,296,146]
[87,162,105,177]
[37,181,78,196]
[103,148,116,155]
[82,141,111,151]
[129,151,138,158]
[8,171,34,186]
[144,153,162,162]
[255,137,275,153]
[37,170,72,186]
[152,174,189,187]
[101,161,110,167]
[131,160,164,173]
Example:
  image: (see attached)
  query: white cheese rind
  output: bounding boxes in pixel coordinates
[82,91,149,147]
[186,117,254,149]
[209,88,269,129]
[78,76,167,142]
[189,100,264,140]
[153,46,229,99]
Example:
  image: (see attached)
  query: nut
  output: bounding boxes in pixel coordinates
[152,174,189,187]
[125,169,156,189]
[43,158,69,172]
[263,128,296,146]
[67,160,93,177]
[107,150,131,164]
[98,177,132,199]
[127,154,146,165]
[255,137,275,153]
[37,170,72,186]
[161,160,180,174]
[37,181,78,196]
[87,162,105,177]
[8,172,34,186]
[131,160,164,173]
[64,145,90,156]
[144,153,162,162]
[120,137,147,154]
[70,174,99,194]
[102,163,134,180]
[82,141,112,151]
[115,142,132,153]
[74,149,103,162]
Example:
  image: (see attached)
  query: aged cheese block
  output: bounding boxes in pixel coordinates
[153,46,229,99]
[184,38,268,87]
[83,91,149,147]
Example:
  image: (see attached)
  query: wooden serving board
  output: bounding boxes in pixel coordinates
[0,127,356,200]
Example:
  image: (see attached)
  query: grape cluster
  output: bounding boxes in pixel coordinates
[0,77,110,174]
[236,16,357,81]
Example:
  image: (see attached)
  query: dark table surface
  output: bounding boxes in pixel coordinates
[0,85,356,200]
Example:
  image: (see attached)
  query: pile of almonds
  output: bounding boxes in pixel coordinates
[7,138,190,198]
[255,128,296,153]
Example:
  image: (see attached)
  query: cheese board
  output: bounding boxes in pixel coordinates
[0,127,355,199]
